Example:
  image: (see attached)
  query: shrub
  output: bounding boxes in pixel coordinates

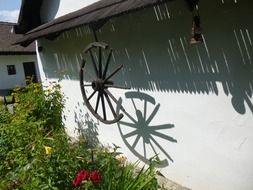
[0,82,161,190]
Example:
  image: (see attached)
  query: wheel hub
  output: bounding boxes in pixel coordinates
[92,79,104,91]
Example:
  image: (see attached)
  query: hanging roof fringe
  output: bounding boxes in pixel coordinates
[15,0,199,47]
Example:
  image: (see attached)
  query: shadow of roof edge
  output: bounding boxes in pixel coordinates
[15,0,198,47]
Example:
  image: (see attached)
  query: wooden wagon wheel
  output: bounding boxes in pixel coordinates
[80,42,129,124]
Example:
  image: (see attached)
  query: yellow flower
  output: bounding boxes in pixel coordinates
[116,155,127,164]
[44,146,53,155]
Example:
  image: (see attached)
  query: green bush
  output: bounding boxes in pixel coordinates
[0,82,161,190]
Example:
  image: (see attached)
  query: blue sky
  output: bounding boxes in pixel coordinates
[0,0,21,23]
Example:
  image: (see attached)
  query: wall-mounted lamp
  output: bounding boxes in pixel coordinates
[38,46,43,52]
[190,6,203,44]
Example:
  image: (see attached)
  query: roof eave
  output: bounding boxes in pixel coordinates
[15,0,199,47]
[0,51,36,55]
[14,0,43,34]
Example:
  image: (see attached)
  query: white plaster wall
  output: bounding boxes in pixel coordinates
[40,0,101,22]
[0,55,39,90]
[40,0,60,23]
[55,0,100,18]
[37,0,253,190]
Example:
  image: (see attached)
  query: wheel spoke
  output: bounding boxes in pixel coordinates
[150,124,175,130]
[150,136,173,162]
[88,90,97,101]
[151,131,177,142]
[82,84,92,87]
[124,130,138,138]
[143,138,147,158]
[132,135,141,149]
[104,65,123,82]
[104,84,130,90]
[99,47,102,78]
[103,49,112,79]
[124,111,138,123]
[106,89,137,123]
[104,92,117,117]
[95,92,101,113]
[146,104,160,125]
[104,89,118,104]
[89,50,99,77]
[101,92,107,120]
[149,140,158,156]
[144,100,147,121]
[118,121,136,128]
[81,59,86,69]
[131,98,137,111]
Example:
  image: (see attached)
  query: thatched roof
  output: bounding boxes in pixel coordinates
[0,22,36,55]
[15,0,199,47]
[14,0,43,34]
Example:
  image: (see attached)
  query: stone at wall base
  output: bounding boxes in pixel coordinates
[157,175,191,190]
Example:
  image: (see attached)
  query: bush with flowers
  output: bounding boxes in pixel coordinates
[0,82,162,190]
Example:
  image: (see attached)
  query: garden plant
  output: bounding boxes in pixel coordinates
[0,82,162,190]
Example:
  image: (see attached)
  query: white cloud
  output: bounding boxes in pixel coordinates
[0,10,19,23]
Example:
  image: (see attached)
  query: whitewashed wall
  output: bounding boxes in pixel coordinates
[37,0,253,190]
[40,0,100,22]
[0,55,39,90]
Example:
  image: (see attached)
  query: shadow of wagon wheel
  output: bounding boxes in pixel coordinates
[117,91,177,168]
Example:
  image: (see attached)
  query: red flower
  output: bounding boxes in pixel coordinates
[90,170,102,184]
[73,170,90,187]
